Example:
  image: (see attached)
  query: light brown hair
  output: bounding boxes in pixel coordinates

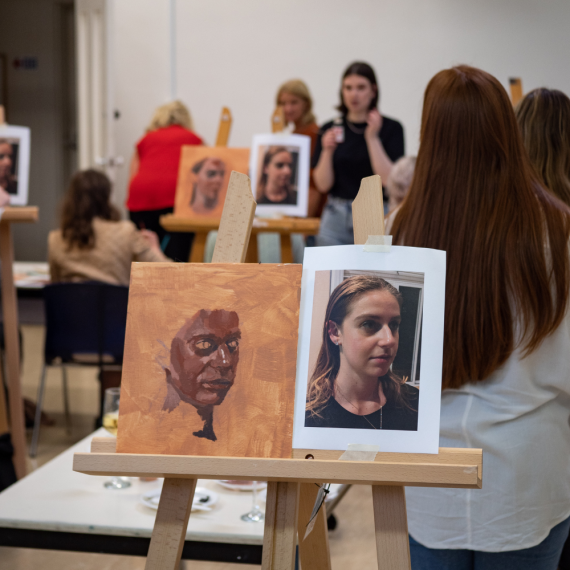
[146,100,194,133]
[306,275,412,418]
[391,65,570,390]
[276,80,316,126]
[515,88,570,206]
[61,169,121,249]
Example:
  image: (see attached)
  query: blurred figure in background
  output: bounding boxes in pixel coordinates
[50,169,167,286]
[126,101,202,260]
[515,88,570,206]
[276,80,322,217]
[385,156,416,213]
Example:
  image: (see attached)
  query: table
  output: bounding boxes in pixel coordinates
[0,429,264,564]
[160,215,320,263]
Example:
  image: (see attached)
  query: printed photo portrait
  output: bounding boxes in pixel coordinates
[174,147,250,220]
[305,270,423,432]
[292,245,446,454]
[250,133,310,217]
[0,125,30,206]
[116,263,302,459]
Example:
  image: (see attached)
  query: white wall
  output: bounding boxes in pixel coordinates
[110,0,570,209]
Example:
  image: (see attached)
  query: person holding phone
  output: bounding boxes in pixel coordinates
[312,62,404,245]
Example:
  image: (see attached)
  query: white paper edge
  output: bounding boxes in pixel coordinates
[0,125,30,207]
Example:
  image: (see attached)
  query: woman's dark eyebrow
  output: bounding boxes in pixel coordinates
[355,313,401,321]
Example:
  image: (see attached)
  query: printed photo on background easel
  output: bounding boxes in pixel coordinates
[250,133,310,217]
[116,262,301,459]
[173,146,249,220]
[292,245,446,454]
[0,125,30,206]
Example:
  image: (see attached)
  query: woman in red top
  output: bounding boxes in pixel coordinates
[127,100,202,261]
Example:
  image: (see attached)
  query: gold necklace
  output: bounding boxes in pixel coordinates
[335,385,383,430]
[345,118,367,135]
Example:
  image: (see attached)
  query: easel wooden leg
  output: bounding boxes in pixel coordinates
[245,233,258,263]
[372,485,411,570]
[262,481,299,570]
[145,477,196,570]
[297,483,331,570]
[189,232,207,263]
[280,236,294,263]
[0,221,27,478]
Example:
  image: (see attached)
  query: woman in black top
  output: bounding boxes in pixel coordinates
[313,62,405,245]
[305,275,418,431]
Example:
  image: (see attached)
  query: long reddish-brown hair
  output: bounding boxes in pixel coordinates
[391,65,570,390]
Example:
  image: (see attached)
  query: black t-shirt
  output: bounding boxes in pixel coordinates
[312,115,405,201]
[257,189,298,205]
[305,383,418,431]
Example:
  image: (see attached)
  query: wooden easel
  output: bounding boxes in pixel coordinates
[271,106,285,133]
[509,78,523,106]
[0,105,38,478]
[74,173,482,570]
[215,106,232,147]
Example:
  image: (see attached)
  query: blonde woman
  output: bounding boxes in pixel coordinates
[126,101,203,260]
[515,88,570,206]
[385,156,416,213]
[276,80,323,217]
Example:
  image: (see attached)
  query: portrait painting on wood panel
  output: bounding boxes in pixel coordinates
[173,147,250,220]
[0,125,30,206]
[292,245,446,454]
[116,262,301,459]
[250,133,310,217]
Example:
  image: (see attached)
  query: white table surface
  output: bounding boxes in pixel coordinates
[0,429,265,545]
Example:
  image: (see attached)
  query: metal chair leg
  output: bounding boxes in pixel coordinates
[30,364,48,458]
[62,365,71,435]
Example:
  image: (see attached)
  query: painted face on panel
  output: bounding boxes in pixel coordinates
[195,158,226,202]
[169,309,240,407]
[329,290,400,381]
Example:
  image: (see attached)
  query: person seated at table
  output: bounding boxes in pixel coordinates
[305,274,418,430]
[385,156,416,214]
[126,100,203,260]
[515,88,570,206]
[257,146,298,205]
[49,169,168,287]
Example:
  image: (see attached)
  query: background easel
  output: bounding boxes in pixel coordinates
[509,78,523,106]
[0,104,39,478]
[215,106,232,147]
[271,106,285,133]
[75,173,483,569]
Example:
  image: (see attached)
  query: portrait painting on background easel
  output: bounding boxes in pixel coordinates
[116,262,301,459]
[250,133,310,217]
[173,146,250,220]
[0,125,30,206]
[292,245,446,454]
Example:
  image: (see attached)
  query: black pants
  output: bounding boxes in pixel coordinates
[128,207,193,262]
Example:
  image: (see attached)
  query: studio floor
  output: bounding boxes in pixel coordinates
[2,323,378,569]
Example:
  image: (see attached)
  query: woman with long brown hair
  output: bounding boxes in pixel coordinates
[305,275,418,430]
[49,169,167,285]
[256,146,298,205]
[389,66,570,568]
[515,88,570,206]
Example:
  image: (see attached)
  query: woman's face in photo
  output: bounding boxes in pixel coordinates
[278,92,306,125]
[342,74,376,115]
[0,143,13,181]
[331,290,400,381]
[264,151,293,190]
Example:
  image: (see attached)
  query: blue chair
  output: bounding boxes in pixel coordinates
[30,282,129,457]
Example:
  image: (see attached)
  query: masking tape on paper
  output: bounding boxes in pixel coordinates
[363,235,392,252]
[339,443,379,462]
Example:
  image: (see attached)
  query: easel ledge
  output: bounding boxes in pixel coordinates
[76,438,482,489]
[1,206,38,222]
